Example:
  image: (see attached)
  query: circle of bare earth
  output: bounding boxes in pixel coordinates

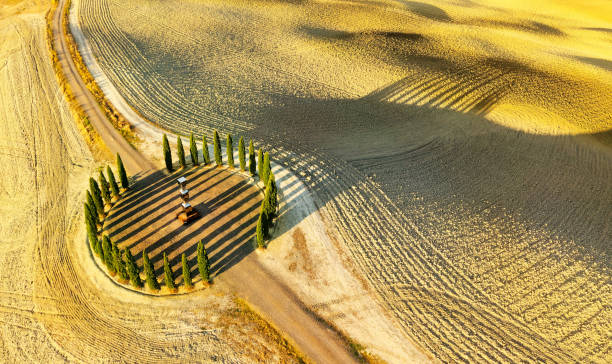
[99,165,264,295]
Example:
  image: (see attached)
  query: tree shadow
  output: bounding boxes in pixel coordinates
[103,166,264,283]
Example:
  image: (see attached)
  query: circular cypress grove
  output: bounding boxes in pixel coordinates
[238,137,246,171]
[213,130,222,166]
[124,249,143,288]
[89,178,105,219]
[162,134,173,172]
[257,149,264,178]
[116,153,129,190]
[107,166,120,200]
[249,141,256,176]
[226,134,234,168]
[163,252,176,291]
[189,132,199,166]
[197,240,210,283]
[182,253,192,289]
[143,250,160,291]
[177,136,186,169]
[202,135,211,165]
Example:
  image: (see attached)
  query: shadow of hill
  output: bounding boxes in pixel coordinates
[244,57,612,268]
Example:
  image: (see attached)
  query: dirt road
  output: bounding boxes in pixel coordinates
[52,0,358,362]
[52,0,153,175]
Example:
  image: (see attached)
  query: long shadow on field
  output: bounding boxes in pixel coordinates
[242,56,612,269]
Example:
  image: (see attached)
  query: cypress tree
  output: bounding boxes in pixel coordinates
[213,130,222,166]
[249,141,256,176]
[107,166,120,200]
[84,203,97,233]
[262,152,271,185]
[256,213,265,248]
[197,240,210,283]
[189,133,199,166]
[102,235,116,274]
[89,178,105,218]
[177,136,186,169]
[99,170,111,205]
[257,149,264,178]
[124,249,142,288]
[269,171,278,215]
[113,243,128,281]
[238,137,246,171]
[163,252,176,291]
[202,135,210,165]
[264,172,278,219]
[226,134,234,168]
[162,134,173,172]
[143,250,160,290]
[181,253,192,289]
[116,153,129,190]
[86,217,98,252]
[94,238,103,258]
[86,191,97,221]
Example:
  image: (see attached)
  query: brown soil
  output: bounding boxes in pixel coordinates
[103,166,263,287]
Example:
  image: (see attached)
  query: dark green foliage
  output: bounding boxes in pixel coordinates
[124,249,142,288]
[102,235,116,274]
[143,250,160,290]
[177,136,186,169]
[113,243,128,281]
[197,240,210,283]
[163,134,173,172]
[226,134,234,168]
[84,203,97,232]
[99,170,111,205]
[86,209,98,251]
[189,133,199,166]
[94,238,102,258]
[107,166,120,199]
[264,172,278,219]
[213,130,222,166]
[182,253,192,289]
[262,152,271,185]
[256,213,265,248]
[238,137,246,171]
[257,149,263,178]
[89,178,105,218]
[202,135,210,165]
[86,191,98,221]
[163,252,176,290]
[249,141,256,176]
[116,153,129,190]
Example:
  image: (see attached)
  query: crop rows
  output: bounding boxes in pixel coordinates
[77,0,611,362]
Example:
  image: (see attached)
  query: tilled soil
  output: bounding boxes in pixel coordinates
[75,0,612,362]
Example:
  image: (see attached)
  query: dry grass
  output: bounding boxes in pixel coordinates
[76,0,611,362]
[0,0,317,362]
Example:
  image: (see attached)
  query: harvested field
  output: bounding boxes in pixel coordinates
[0,1,304,362]
[75,0,612,362]
[103,166,263,291]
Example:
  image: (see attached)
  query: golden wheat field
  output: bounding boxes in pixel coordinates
[74,0,612,362]
[0,1,305,362]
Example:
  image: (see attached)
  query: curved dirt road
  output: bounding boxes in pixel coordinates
[51,0,154,175]
[51,0,358,362]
